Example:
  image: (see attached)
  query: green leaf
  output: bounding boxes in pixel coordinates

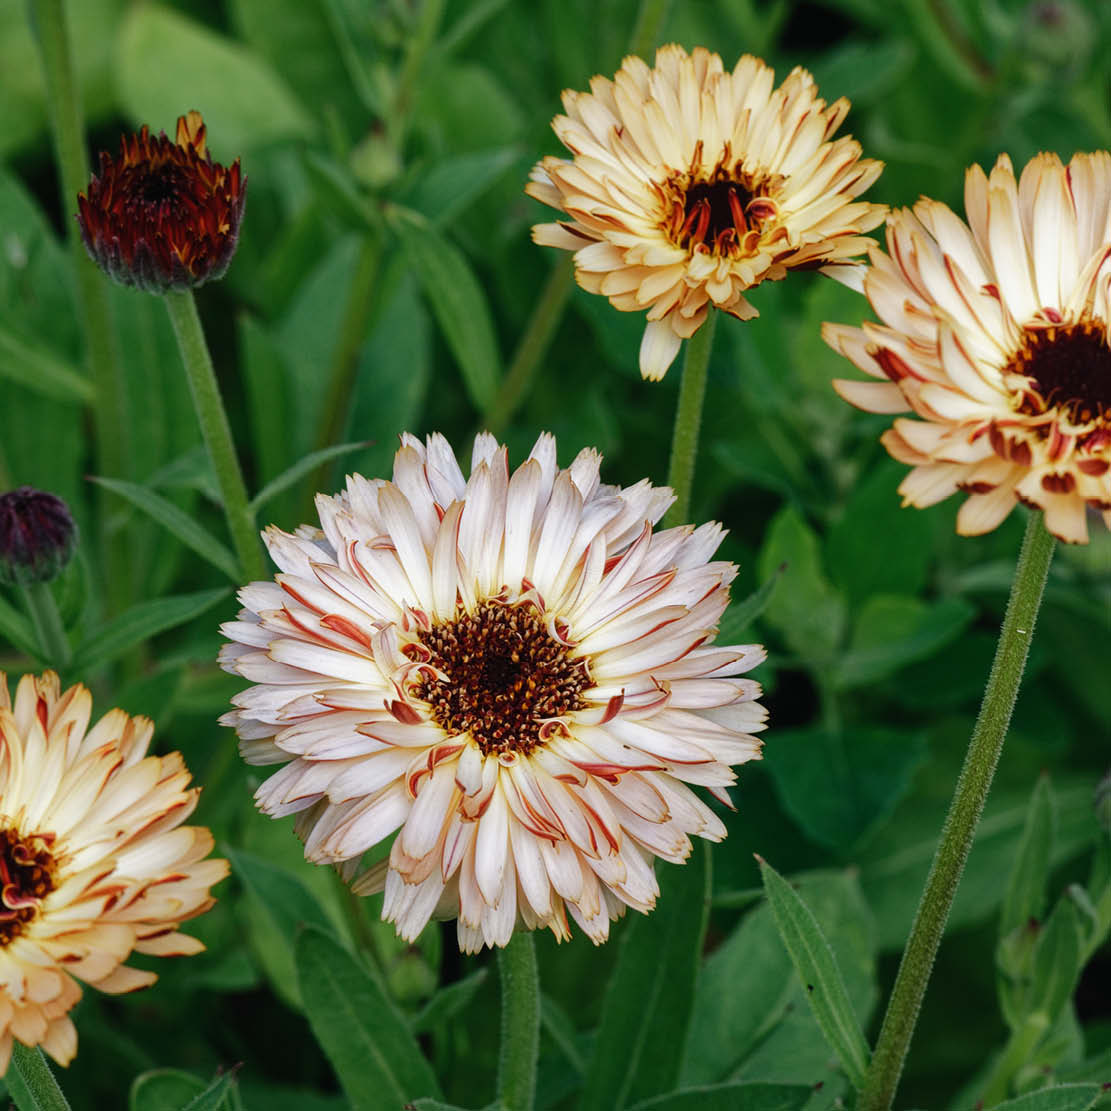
[182,1072,238,1111]
[756,857,871,1088]
[990,1085,1105,1111]
[540,994,587,1077]
[129,1069,207,1111]
[69,589,229,673]
[1001,776,1056,938]
[718,565,785,644]
[401,146,522,230]
[411,968,489,1034]
[116,4,313,153]
[302,152,381,233]
[0,592,38,659]
[756,506,845,663]
[0,324,93,403]
[832,596,976,689]
[627,1084,812,1111]
[391,208,502,411]
[1029,897,1084,1024]
[295,925,441,1109]
[580,845,710,1111]
[90,477,240,581]
[763,727,928,851]
[249,441,371,514]
[238,314,294,485]
[408,1102,474,1111]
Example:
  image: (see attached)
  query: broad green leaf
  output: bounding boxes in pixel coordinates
[718,565,785,644]
[392,208,502,411]
[0,324,92,403]
[129,1069,207,1111]
[69,589,229,673]
[1001,776,1056,938]
[227,847,341,1010]
[1057,1047,1111,1082]
[0,593,38,659]
[757,858,871,1088]
[756,506,845,663]
[763,727,927,851]
[249,442,370,514]
[402,146,522,230]
[296,925,441,1109]
[832,596,976,689]
[990,1085,1104,1111]
[117,6,313,152]
[411,969,489,1034]
[90,477,240,582]
[581,845,710,1111]
[627,1084,812,1111]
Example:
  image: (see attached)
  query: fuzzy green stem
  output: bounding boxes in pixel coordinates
[860,511,1056,1111]
[7,1043,72,1111]
[497,931,540,1111]
[664,313,717,528]
[30,0,131,605]
[162,289,265,582]
[628,0,673,58]
[483,257,574,437]
[19,581,70,669]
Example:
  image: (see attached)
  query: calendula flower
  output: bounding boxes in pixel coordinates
[220,433,766,952]
[0,673,227,1072]
[0,488,76,587]
[528,45,885,379]
[77,111,245,293]
[824,151,1111,543]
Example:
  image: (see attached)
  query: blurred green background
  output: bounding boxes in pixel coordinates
[0,0,1108,1107]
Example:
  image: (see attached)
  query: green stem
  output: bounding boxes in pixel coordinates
[860,511,1056,1111]
[663,312,717,529]
[497,931,540,1111]
[978,1013,1048,1105]
[7,1043,72,1111]
[628,0,674,57]
[162,289,265,582]
[483,257,574,437]
[30,0,131,608]
[19,581,70,669]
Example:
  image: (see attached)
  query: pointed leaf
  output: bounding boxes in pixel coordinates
[627,1084,812,1111]
[130,1069,207,1111]
[296,924,441,1109]
[1029,896,1083,1024]
[990,1085,1104,1111]
[182,1071,238,1111]
[90,477,240,581]
[757,857,870,1088]
[581,844,710,1111]
[391,208,502,411]
[411,968,489,1034]
[249,441,371,514]
[402,146,521,230]
[1001,775,1056,938]
[69,589,229,673]
[718,564,784,644]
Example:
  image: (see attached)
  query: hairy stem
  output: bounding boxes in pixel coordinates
[497,932,540,1111]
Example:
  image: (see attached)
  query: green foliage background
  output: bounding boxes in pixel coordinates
[0,0,1108,1107]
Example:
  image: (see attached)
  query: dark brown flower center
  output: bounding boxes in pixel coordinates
[1011,320,1111,423]
[0,826,57,946]
[135,165,187,208]
[411,601,590,758]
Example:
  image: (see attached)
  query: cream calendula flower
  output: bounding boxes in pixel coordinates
[0,672,227,1072]
[220,433,766,953]
[825,151,1111,544]
[527,44,886,380]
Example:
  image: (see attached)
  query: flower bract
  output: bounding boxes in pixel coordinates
[825,151,1111,543]
[220,433,767,952]
[528,45,885,379]
[77,111,245,293]
[0,673,227,1071]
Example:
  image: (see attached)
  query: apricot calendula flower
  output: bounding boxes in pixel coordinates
[528,45,885,380]
[0,673,227,1072]
[825,151,1111,543]
[220,433,766,953]
[77,111,245,293]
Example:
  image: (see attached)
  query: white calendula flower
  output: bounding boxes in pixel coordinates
[825,151,1111,543]
[0,673,227,1072]
[528,44,885,379]
[220,433,767,953]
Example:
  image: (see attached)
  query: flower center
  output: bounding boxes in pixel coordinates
[0,826,57,946]
[411,600,590,758]
[1010,319,1111,423]
[136,164,187,208]
[664,161,780,256]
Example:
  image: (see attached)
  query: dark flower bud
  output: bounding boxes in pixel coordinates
[76,111,246,294]
[0,488,77,586]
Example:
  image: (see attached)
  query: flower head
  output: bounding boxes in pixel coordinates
[0,672,227,1071]
[220,433,766,952]
[77,111,246,293]
[528,45,885,379]
[0,488,76,587]
[824,152,1111,543]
